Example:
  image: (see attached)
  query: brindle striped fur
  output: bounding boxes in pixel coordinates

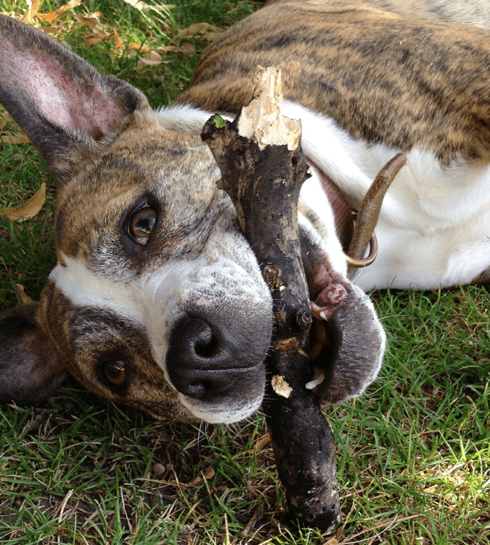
[177,0,490,165]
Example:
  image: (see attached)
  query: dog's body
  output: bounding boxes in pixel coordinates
[0,0,489,423]
[176,0,490,291]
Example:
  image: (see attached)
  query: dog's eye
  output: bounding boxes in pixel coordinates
[130,207,157,245]
[103,361,126,388]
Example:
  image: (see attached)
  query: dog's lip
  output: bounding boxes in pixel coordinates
[306,267,349,387]
[177,393,264,424]
[299,237,385,402]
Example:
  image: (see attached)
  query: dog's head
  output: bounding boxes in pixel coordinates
[0,15,384,423]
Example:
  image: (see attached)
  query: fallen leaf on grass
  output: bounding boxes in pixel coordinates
[160,43,194,56]
[253,433,270,453]
[40,26,58,35]
[137,57,166,67]
[112,29,124,49]
[129,43,152,53]
[22,0,42,23]
[177,22,221,41]
[15,284,33,305]
[130,43,195,61]
[130,49,170,67]
[1,183,46,222]
[1,134,30,144]
[36,0,82,23]
[0,111,12,131]
[72,12,101,28]
[122,0,153,12]
[83,24,112,47]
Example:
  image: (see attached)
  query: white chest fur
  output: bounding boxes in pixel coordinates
[283,102,490,290]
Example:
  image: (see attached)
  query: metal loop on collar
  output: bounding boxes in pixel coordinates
[346,233,378,267]
[345,210,378,268]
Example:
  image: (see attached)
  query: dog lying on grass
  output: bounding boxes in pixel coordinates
[1,0,489,423]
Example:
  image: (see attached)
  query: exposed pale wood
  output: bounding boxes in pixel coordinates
[237,66,301,151]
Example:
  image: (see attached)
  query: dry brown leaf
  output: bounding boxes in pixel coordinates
[40,26,58,35]
[83,35,103,46]
[22,0,42,23]
[1,134,30,144]
[159,45,183,53]
[137,49,167,67]
[122,0,152,12]
[129,43,151,53]
[1,183,46,222]
[177,22,220,41]
[253,433,270,453]
[72,12,101,28]
[83,25,111,47]
[37,0,82,23]
[180,42,195,55]
[112,30,123,49]
[146,50,163,61]
[159,43,195,56]
[91,24,110,37]
[204,31,220,41]
[15,284,33,305]
[137,57,165,67]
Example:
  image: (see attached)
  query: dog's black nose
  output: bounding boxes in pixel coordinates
[166,316,264,402]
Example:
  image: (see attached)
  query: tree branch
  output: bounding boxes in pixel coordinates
[202,67,341,531]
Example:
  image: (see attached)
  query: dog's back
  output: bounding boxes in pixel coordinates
[177,0,490,166]
[174,0,490,290]
[358,0,490,28]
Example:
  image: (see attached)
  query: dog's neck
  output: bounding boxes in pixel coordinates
[307,160,353,252]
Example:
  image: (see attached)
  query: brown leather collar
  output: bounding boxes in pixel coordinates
[308,154,407,277]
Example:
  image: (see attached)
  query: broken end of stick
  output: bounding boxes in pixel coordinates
[291,495,342,533]
[238,66,302,151]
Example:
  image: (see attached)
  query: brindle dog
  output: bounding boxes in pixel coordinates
[1,0,489,423]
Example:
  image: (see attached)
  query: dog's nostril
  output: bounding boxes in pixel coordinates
[195,333,222,358]
[166,314,268,404]
[171,317,224,362]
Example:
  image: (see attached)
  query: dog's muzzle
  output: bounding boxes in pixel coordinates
[166,314,267,404]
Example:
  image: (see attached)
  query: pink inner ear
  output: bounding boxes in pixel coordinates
[0,38,124,138]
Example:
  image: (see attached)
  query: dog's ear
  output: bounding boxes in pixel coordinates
[0,304,67,406]
[0,14,150,185]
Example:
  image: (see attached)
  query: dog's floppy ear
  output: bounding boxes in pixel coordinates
[0,14,150,185]
[0,304,67,406]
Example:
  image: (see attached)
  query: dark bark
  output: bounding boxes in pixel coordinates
[202,113,341,532]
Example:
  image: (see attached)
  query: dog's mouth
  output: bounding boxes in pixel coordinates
[300,235,386,403]
[294,155,407,403]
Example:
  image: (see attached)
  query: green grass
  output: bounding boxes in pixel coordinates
[1,1,489,543]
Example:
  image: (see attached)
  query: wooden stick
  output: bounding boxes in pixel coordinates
[202,66,341,531]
